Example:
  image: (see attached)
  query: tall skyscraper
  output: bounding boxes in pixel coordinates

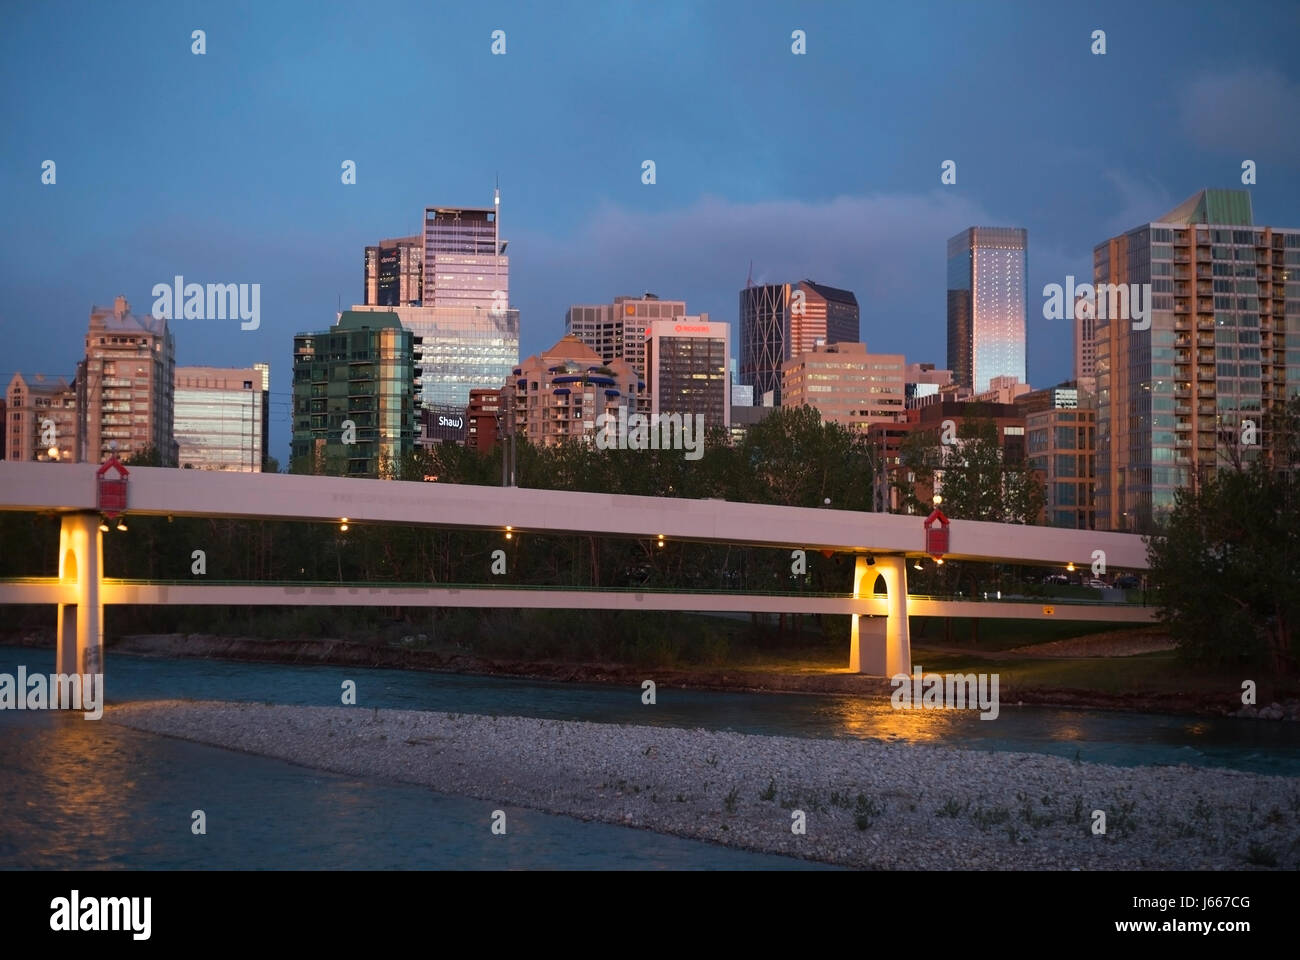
[174,365,269,471]
[644,317,730,429]
[291,311,418,478]
[739,280,860,406]
[1094,189,1300,532]
[351,303,519,412]
[946,227,1028,393]
[566,293,686,376]
[4,372,79,462]
[78,296,176,465]
[363,235,424,307]
[423,192,508,309]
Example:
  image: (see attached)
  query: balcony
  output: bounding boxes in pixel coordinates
[1175,404,1192,415]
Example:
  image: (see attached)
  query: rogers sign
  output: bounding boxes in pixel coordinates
[673,324,711,334]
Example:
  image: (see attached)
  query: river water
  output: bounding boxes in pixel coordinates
[2,644,1296,869]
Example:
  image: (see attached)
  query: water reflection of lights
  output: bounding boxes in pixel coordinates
[827,696,962,743]
[20,713,142,865]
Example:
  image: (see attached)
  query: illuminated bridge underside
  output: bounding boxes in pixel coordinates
[0,580,1157,623]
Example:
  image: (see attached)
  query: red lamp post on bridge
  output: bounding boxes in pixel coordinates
[923,506,949,562]
[96,456,129,530]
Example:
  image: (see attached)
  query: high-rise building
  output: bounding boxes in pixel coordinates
[644,317,730,429]
[291,311,418,478]
[781,342,904,430]
[351,303,519,411]
[423,195,508,309]
[1027,402,1096,530]
[507,335,647,447]
[947,227,1028,393]
[5,373,79,462]
[1094,188,1300,532]
[566,294,686,375]
[363,235,424,306]
[78,296,176,465]
[739,280,860,406]
[1074,294,1097,395]
[174,365,269,471]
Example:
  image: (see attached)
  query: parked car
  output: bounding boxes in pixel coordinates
[1085,578,1107,589]
[1114,574,1140,589]
[1045,574,1071,585]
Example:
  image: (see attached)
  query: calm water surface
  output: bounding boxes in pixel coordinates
[2,644,1297,869]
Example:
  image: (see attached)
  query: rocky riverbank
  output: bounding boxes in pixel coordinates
[108,700,1300,870]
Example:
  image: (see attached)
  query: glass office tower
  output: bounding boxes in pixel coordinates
[947,227,1028,393]
[291,311,418,478]
[351,304,519,411]
[174,365,269,471]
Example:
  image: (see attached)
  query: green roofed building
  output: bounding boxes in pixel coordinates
[1093,189,1300,532]
[291,311,420,477]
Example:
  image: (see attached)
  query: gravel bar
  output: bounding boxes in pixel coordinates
[108,701,1300,870]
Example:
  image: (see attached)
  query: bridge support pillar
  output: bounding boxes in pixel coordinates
[848,555,910,676]
[55,511,103,701]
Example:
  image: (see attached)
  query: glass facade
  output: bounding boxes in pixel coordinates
[291,311,417,478]
[423,206,508,309]
[1095,190,1300,531]
[739,283,790,405]
[646,320,730,429]
[174,366,267,471]
[352,304,519,411]
[947,227,1028,393]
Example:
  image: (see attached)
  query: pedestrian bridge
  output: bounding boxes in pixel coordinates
[0,462,1155,684]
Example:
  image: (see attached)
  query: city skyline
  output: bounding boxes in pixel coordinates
[3,2,1299,463]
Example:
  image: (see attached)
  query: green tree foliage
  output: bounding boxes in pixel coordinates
[122,444,163,467]
[1147,396,1300,675]
[896,416,1043,524]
